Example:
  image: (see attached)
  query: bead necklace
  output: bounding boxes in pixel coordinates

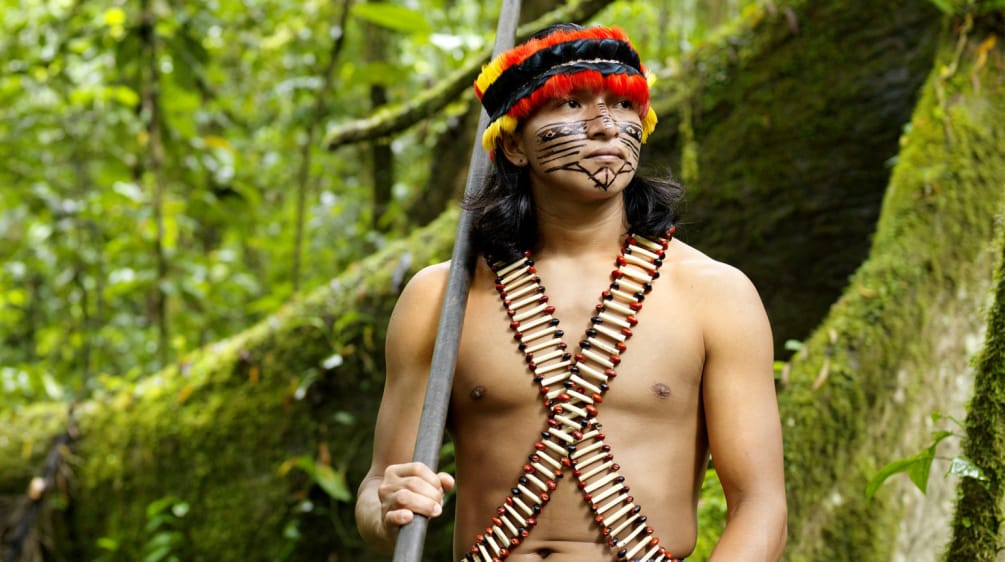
[462,227,682,562]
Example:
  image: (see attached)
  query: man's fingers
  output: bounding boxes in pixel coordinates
[437,472,455,492]
[385,508,414,527]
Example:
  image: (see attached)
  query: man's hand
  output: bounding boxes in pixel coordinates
[375,462,455,539]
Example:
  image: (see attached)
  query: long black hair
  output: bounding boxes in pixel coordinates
[464,154,684,263]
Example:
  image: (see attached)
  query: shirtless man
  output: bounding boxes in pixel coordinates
[356,24,787,561]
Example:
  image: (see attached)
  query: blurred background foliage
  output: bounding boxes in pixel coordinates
[0,0,753,408]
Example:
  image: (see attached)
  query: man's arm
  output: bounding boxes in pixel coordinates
[699,263,787,561]
[355,264,456,553]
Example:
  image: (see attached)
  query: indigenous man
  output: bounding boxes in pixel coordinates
[356,24,787,562]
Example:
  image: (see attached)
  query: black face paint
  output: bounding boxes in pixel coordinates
[531,115,642,190]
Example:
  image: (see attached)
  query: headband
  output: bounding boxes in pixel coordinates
[474,26,658,152]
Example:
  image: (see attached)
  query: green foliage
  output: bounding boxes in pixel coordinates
[866,413,988,501]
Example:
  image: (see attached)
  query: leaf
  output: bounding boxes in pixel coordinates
[946,456,987,481]
[277,456,352,502]
[351,4,431,35]
[866,449,934,499]
[926,0,954,13]
[103,8,127,27]
[96,537,119,551]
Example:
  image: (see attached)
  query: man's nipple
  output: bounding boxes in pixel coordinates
[651,382,671,399]
[469,385,487,400]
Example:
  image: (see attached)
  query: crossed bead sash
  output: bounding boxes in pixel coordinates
[462,229,682,562]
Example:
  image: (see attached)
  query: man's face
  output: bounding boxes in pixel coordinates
[505,88,644,196]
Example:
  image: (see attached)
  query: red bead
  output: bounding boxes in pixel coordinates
[616,342,627,352]
[611,270,623,279]
[552,405,564,414]
[544,305,555,313]
[572,430,583,440]
[605,368,617,378]
[592,393,604,403]
[510,321,520,330]
[561,458,572,467]
[627,315,638,326]
[610,355,621,365]
[621,327,633,337]
[497,506,506,515]
[540,386,549,395]
[539,492,549,501]
[629,302,643,311]
[586,405,598,417]
[558,393,571,402]
[547,480,557,490]
[492,516,502,526]
[616,256,627,266]
[525,519,535,529]
[534,443,546,451]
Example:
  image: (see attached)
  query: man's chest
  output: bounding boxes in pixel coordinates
[450,277,705,422]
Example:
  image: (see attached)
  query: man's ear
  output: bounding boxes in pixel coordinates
[499,132,528,167]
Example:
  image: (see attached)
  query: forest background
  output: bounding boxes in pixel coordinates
[1,0,1003,561]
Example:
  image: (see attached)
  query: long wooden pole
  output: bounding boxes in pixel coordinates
[391,2,522,560]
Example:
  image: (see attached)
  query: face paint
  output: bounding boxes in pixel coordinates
[529,115,642,191]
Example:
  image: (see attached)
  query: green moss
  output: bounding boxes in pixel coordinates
[779,14,1005,560]
[15,209,465,561]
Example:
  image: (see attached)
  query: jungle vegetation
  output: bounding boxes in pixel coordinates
[1,0,1003,560]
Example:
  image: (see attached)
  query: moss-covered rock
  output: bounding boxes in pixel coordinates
[778,11,1005,561]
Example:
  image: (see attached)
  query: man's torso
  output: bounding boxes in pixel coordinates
[447,240,711,560]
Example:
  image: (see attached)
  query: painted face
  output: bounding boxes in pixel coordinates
[511,91,643,194]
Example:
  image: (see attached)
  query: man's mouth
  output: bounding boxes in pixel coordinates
[584,149,624,162]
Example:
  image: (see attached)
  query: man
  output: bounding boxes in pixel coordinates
[356,24,787,561]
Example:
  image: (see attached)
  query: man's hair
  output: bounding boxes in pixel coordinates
[465,157,683,263]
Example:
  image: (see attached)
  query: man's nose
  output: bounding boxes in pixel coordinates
[586,103,618,138]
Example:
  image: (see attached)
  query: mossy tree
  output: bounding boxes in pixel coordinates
[2,1,1004,562]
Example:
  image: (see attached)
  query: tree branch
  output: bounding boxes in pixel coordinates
[323,0,615,151]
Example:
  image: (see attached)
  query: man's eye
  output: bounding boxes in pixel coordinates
[616,99,635,110]
[564,99,581,109]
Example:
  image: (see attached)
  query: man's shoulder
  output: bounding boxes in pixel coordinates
[401,261,451,294]
[666,239,756,295]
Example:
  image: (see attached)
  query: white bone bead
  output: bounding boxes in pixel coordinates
[570,374,602,394]
[500,266,531,286]
[576,361,609,381]
[584,472,620,494]
[518,484,541,503]
[589,482,624,504]
[535,359,572,376]
[579,460,614,482]
[513,303,547,322]
[575,451,608,470]
[592,324,627,343]
[525,338,563,354]
[571,440,605,460]
[582,348,616,368]
[596,493,629,515]
[519,314,554,332]
[496,258,527,277]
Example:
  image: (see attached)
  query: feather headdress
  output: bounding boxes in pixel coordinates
[474,25,658,152]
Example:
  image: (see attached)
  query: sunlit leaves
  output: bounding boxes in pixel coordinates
[350,4,431,35]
